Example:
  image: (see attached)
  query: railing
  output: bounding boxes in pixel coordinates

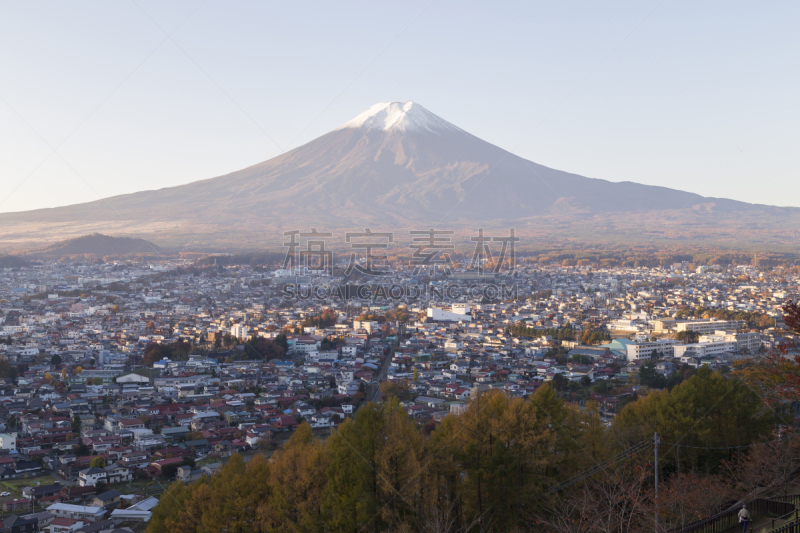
[673,497,797,533]
[769,515,800,533]
[764,495,800,532]
[774,495,800,506]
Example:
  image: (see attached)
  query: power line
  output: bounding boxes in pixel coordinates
[660,437,788,451]
[545,439,652,495]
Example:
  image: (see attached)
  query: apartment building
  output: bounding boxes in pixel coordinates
[673,341,736,359]
[675,320,746,334]
[625,339,682,361]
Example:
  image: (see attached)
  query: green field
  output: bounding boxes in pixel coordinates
[0,474,61,496]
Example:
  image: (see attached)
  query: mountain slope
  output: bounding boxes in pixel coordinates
[0,101,797,250]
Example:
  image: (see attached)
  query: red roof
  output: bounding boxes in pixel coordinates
[152,457,185,468]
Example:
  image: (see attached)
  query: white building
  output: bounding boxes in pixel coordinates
[341,345,358,357]
[625,339,682,362]
[337,380,361,395]
[699,331,761,353]
[78,467,107,487]
[46,503,107,521]
[673,341,736,359]
[605,319,645,333]
[676,319,746,334]
[231,324,249,340]
[353,320,379,333]
[444,340,463,352]
[116,373,150,385]
[292,337,320,354]
[0,432,16,450]
[427,305,472,322]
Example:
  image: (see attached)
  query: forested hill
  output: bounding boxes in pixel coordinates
[28,233,164,259]
[146,369,793,533]
[0,255,28,268]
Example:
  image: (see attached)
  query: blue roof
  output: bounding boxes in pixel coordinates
[600,339,634,356]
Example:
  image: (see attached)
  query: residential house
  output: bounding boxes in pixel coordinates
[90,489,122,510]
[77,467,107,487]
[3,515,39,533]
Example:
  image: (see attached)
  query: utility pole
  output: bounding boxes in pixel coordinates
[654,432,660,532]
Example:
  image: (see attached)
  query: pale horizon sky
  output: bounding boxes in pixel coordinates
[1,0,799,213]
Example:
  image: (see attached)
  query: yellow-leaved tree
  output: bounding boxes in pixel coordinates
[258,422,329,531]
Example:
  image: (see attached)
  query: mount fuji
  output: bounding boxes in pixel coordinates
[1,101,798,251]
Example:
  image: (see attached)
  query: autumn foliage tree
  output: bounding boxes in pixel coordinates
[146,372,797,533]
[654,472,733,531]
[243,336,285,362]
[735,300,800,404]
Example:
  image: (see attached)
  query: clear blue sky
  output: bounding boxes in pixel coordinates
[1,0,798,213]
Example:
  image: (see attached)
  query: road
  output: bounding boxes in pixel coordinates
[370,337,397,403]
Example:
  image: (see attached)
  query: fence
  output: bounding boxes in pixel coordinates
[673,497,797,533]
[773,517,800,533]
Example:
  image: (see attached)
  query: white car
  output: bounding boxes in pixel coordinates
[0,492,10,497]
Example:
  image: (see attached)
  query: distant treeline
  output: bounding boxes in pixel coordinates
[511,247,799,268]
[507,325,578,340]
[194,253,286,268]
[674,307,775,329]
[507,324,611,344]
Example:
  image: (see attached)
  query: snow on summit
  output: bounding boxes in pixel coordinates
[338,101,464,134]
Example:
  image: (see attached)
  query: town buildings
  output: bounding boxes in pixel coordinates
[0,257,795,530]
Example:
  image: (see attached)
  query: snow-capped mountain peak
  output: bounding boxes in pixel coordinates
[337,101,464,134]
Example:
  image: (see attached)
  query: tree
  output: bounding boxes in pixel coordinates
[75,366,83,374]
[50,354,62,365]
[147,481,196,533]
[613,366,783,474]
[274,333,289,353]
[675,330,699,343]
[243,336,285,362]
[0,357,18,380]
[90,456,106,468]
[44,372,52,382]
[551,373,568,391]
[61,368,67,381]
[324,401,424,533]
[413,367,419,382]
[380,380,409,400]
[258,423,328,531]
[539,460,652,533]
[654,472,733,531]
[72,415,82,433]
[722,436,800,499]
[734,300,800,404]
[638,361,667,389]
